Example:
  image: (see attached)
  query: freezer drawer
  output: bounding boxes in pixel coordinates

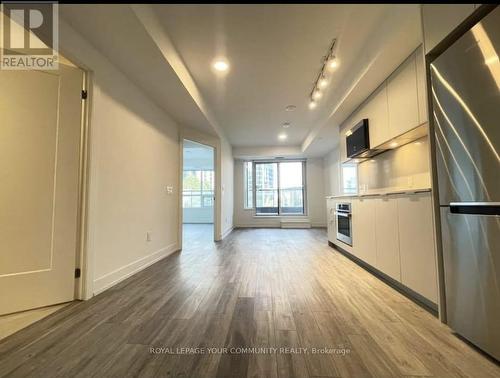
[440,206,500,360]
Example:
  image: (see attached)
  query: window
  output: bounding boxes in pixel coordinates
[279,161,304,214]
[255,162,279,214]
[182,170,214,208]
[341,164,358,194]
[253,160,305,216]
[243,162,253,209]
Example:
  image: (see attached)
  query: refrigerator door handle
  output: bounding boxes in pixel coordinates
[449,202,500,216]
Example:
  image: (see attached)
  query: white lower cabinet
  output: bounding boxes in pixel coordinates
[329,191,438,304]
[397,193,438,303]
[352,198,377,266]
[374,197,401,281]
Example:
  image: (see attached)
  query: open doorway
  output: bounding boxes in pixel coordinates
[182,140,215,246]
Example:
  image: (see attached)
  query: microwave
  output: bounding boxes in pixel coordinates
[346,119,385,159]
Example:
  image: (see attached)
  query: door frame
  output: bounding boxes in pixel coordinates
[74,68,93,301]
[178,138,218,249]
[56,49,95,301]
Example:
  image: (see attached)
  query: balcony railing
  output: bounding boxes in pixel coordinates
[182,190,214,208]
[255,187,304,215]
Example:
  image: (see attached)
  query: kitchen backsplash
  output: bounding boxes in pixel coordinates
[357,136,431,191]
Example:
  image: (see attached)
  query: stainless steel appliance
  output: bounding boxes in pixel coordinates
[430,6,500,361]
[346,119,386,159]
[335,203,352,246]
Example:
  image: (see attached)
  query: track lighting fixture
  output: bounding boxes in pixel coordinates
[308,38,338,110]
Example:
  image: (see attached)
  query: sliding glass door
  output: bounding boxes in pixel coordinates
[254,161,305,216]
[255,162,279,215]
[279,161,304,214]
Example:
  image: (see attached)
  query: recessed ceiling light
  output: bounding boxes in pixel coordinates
[278,133,287,140]
[282,122,290,128]
[285,105,296,112]
[213,59,229,72]
[390,141,399,148]
[308,100,317,110]
[312,89,322,100]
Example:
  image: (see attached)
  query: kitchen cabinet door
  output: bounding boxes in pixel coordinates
[352,197,377,266]
[366,83,390,148]
[374,197,401,281]
[387,52,419,138]
[397,192,438,303]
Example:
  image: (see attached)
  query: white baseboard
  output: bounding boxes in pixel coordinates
[234,224,280,228]
[311,223,327,228]
[221,226,234,240]
[93,242,179,295]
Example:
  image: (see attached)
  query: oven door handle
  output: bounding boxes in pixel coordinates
[335,212,351,218]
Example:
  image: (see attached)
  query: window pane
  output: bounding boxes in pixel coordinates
[183,171,201,191]
[255,163,278,215]
[203,195,213,207]
[244,162,253,209]
[202,171,214,191]
[183,170,214,209]
[279,162,304,214]
[342,164,358,194]
[191,196,201,208]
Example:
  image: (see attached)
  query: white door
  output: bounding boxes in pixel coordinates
[0,63,84,315]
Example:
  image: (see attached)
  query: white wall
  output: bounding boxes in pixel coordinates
[59,20,180,296]
[221,137,234,237]
[421,4,477,53]
[306,158,327,227]
[323,147,341,197]
[233,158,326,228]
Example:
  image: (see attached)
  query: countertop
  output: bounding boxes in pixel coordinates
[325,187,431,199]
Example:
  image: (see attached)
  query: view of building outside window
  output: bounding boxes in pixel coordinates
[182,170,214,208]
[279,161,304,214]
[253,161,305,215]
[255,163,279,214]
[342,164,358,194]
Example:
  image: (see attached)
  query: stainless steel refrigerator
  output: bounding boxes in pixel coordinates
[430,6,500,361]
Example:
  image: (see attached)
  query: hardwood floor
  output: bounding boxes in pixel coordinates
[0,227,498,377]
[0,303,69,341]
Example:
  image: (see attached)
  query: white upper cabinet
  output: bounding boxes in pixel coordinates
[374,197,401,281]
[339,46,426,157]
[397,192,438,303]
[387,52,420,138]
[366,83,389,148]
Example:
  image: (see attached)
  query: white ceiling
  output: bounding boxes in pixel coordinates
[60,4,423,158]
[59,4,218,137]
[154,4,423,151]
